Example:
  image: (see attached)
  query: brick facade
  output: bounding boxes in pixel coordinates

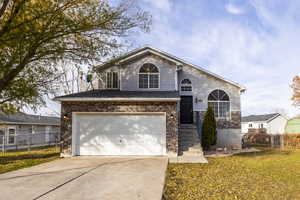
[60,101,179,156]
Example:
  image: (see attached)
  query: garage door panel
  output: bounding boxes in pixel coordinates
[74,113,166,156]
[80,136,121,155]
[78,118,122,155]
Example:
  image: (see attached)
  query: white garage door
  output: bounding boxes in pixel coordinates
[72,113,166,156]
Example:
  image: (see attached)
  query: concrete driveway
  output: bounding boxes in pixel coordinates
[0,156,168,200]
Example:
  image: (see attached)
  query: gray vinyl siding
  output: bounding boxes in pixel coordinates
[96,54,241,112]
[0,124,60,147]
[178,65,241,112]
[98,55,177,91]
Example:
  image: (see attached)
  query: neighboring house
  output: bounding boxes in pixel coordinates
[54,46,245,157]
[285,117,300,134]
[242,113,288,135]
[0,112,60,149]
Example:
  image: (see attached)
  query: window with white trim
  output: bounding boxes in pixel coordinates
[208,89,230,118]
[249,123,253,128]
[29,126,33,134]
[181,79,192,91]
[8,128,16,145]
[0,129,5,145]
[259,123,264,128]
[106,72,119,89]
[139,63,159,89]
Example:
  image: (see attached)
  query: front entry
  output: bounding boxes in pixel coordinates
[180,96,193,124]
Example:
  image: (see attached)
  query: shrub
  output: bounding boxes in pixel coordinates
[284,134,300,149]
[201,106,217,150]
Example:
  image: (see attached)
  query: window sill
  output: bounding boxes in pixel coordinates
[216,117,231,121]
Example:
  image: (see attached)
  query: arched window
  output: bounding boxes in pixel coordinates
[181,79,192,91]
[139,63,159,88]
[208,89,230,118]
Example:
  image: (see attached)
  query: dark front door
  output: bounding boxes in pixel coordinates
[180,96,193,124]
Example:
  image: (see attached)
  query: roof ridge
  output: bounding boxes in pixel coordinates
[95,46,245,90]
[243,113,279,117]
[4,112,59,119]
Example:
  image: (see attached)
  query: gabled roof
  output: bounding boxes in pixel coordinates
[54,90,180,102]
[96,46,246,91]
[0,112,60,126]
[242,113,281,123]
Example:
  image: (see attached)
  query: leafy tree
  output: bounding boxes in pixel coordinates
[291,76,300,108]
[0,0,151,112]
[201,106,217,150]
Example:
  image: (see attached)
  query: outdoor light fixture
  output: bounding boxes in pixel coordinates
[170,114,175,119]
[63,115,69,121]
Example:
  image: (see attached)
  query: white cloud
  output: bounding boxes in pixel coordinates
[144,0,171,13]
[33,1,300,117]
[136,1,300,117]
[225,3,244,15]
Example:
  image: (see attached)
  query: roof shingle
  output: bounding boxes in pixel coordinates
[54,90,180,100]
[0,112,60,125]
[242,113,280,122]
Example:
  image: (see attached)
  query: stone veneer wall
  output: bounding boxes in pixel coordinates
[60,101,179,156]
[198,111,242,148]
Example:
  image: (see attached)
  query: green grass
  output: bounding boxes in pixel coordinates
[0,147,60,174]
[164,149,300,200]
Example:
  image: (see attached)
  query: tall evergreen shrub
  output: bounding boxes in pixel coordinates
[201,106,217,150]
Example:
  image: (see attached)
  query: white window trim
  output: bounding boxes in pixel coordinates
[105,71,119,89]
[138,64,160,89]
[0,127,6,145]
[207,89,231,120]
[208,100,231,120]
[28,125,36,134]
[138,72,160,89]
[7,126,16,145]
[180,79,192,92]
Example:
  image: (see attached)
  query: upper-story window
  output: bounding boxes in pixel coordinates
[249,123,253,128]
[106,72,119,89]
[139,63,159,89]
[181,79,192,91]
[208,89,230,118]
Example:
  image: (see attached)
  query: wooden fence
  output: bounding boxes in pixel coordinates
[283,134,300,149]
[242,129,300,149]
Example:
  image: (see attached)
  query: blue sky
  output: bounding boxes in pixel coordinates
[130,0,299,116]
[39,0,299,117]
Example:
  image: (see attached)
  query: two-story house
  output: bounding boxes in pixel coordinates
[55,46,245,157]
[242,113,288,135]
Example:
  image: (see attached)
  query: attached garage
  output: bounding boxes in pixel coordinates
[55,90,179,157]
[72,112,167,156]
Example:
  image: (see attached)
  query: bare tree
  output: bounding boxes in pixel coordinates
[291,76,300,108]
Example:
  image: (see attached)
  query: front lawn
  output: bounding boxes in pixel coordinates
[0,147,60,174]
[164,149,300,200]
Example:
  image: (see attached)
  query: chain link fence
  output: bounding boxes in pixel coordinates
[0,131,60,153]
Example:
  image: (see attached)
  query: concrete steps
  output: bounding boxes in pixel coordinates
[178,124,203,156]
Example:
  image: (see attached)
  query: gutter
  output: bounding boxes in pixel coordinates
[0,122,60,126]
[54,97,181,102]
